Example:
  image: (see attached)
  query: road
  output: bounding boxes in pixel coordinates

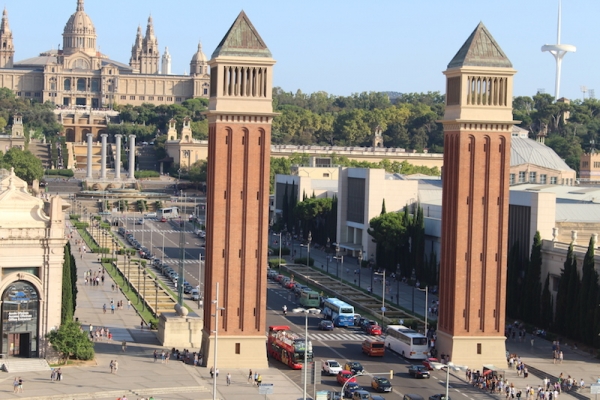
[265,280,495,400]
[115,215,493,400]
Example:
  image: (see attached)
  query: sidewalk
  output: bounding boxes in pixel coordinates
[0,226,305,400]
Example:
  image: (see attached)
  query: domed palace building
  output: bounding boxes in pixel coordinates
[0,0,210,142]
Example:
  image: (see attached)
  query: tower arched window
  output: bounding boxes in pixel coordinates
[64,78,71,91]
[77,78,86,91]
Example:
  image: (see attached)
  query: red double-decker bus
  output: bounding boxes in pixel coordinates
[267,325,313,369]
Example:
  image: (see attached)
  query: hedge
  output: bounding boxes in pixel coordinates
[269,246,290,256]
[268,259,286,268]
[294,257,314,266]
[45,169,74,177]
[135,170,160,179]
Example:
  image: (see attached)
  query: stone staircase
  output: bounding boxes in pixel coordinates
[137,145,158,171]
[28,140,52,169]
[1,358,51,373]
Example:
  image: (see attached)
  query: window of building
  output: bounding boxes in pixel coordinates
[346,177,366,223]
[582,161,589,168]
[120,95,126,100]
[139,96,145,101]
[175,97,182,102]
[167,97,173,101]
[77,78,86,91]
[509,174,515,185]
[477,343,482,354]
[235,343,241,354]
[540,174,547,184]
[529,172,536,183]
[518,171,525,183]
[130,96,135,100]
[158,96,163,101]
[550,177,557,184]
[91,79,100,92]
[203,88,208,95]
[551,275,560,292]
[34,92,40,97]
[148,96,154,101]
[25,92,31,97]
[594,162,600,168]
[64,78,71,91]
[323,173,330,178]
[16,92,21,96]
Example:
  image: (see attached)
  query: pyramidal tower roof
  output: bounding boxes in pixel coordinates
[211,11,272,59]
[447,22,512,69]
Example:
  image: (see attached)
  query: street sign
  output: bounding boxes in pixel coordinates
[381,306,386,312]
[258,383,274,395]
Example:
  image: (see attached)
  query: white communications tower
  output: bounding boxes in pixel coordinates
[541,0,576,100]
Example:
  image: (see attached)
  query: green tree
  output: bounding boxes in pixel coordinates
[578,236,599,344]
[540,274,553,329]
[46,320,95,363]
[368,211,408,273]
[381,199,386,215]
[0,147,44,184]
[61,243,74,325]
[523,232,543,325]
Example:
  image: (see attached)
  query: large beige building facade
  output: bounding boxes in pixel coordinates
[0,168,67,358]
[0,1,209,111]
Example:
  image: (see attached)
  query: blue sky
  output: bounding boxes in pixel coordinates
[3,0,596,100]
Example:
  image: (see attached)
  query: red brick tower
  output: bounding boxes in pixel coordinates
[437,22,516,368]
[200,11,275,369]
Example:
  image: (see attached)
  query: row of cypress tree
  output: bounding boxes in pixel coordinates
[61,242,78,325]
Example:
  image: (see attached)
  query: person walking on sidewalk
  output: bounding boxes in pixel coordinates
[122,341,127,352]
[248,369,253,384]
[226,372,231,386]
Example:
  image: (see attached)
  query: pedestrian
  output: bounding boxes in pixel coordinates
[254,371,259,386]
[153,350,157,362]
[110,360,115,374]
[248,369,253,384]
[161,350,165,363]
[215,368,219,377]
[558,351,563,364]
[122,341,127,352]
[111,303,115,313]
[210,366,214,378]
[13,377,18,393]
[56,368,62,381]
[17,377,23,393]
[227,372,231,386]
[50,368,56,382]
[127,300,131,310]
[103,304,106,314]
[113,360,119,375]
[257,374,262,387]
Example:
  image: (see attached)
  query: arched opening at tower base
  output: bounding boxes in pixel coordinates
[1,281,40,358]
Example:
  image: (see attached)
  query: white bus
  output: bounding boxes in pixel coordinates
[322,298,355,327]
[158,207,179,219]
[384,325,429,359]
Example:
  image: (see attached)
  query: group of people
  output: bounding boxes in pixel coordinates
[86,324,112,341]
[50,368,63,382]
[84,269,104,286]
[248,369,263,386]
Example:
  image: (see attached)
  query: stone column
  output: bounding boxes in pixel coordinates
[114,134,122,180]
[86,133,93,180]
[128,134,136,179]
[100,133,108,180]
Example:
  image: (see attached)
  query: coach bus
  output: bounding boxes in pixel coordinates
[384,325,429,359]
[322,298,355,327]
[299,290,320,308]
[158,207,179,219]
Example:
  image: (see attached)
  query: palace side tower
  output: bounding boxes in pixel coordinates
[437,23,516,368]
[200,11,275,368]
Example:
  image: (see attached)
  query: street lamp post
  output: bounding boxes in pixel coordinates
[292,227,296,262]
[357,250,363,289]
[278,231,282,269]
[137,265,142,304]
[142,269,147,311]
[155,281,159,318]
[211,282,225,400]
[335,243,340,280]
[293,307,318,400]
[198,254,204,309]
[306,231,312,267]
[326,238,330,274]
[417,285,429,335]
[431,362,468,400]
[162,230,165,263]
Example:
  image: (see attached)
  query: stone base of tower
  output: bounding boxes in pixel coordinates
[436,330,507,370]
[200,329,268,369]
[157,313,204,349]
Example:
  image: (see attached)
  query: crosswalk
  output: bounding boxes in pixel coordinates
[308,332,371,342]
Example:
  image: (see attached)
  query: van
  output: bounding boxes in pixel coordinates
[361,339,385,357]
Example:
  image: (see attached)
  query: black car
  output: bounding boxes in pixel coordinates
[371,376,393,392]
[344,361,364,374]
[184,284,193,294]
[343,382,361,398]
[429,395,451,400]
[408,365,430,379]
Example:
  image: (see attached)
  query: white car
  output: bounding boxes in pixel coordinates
[322,359,343,375]
[145,212,157,218]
